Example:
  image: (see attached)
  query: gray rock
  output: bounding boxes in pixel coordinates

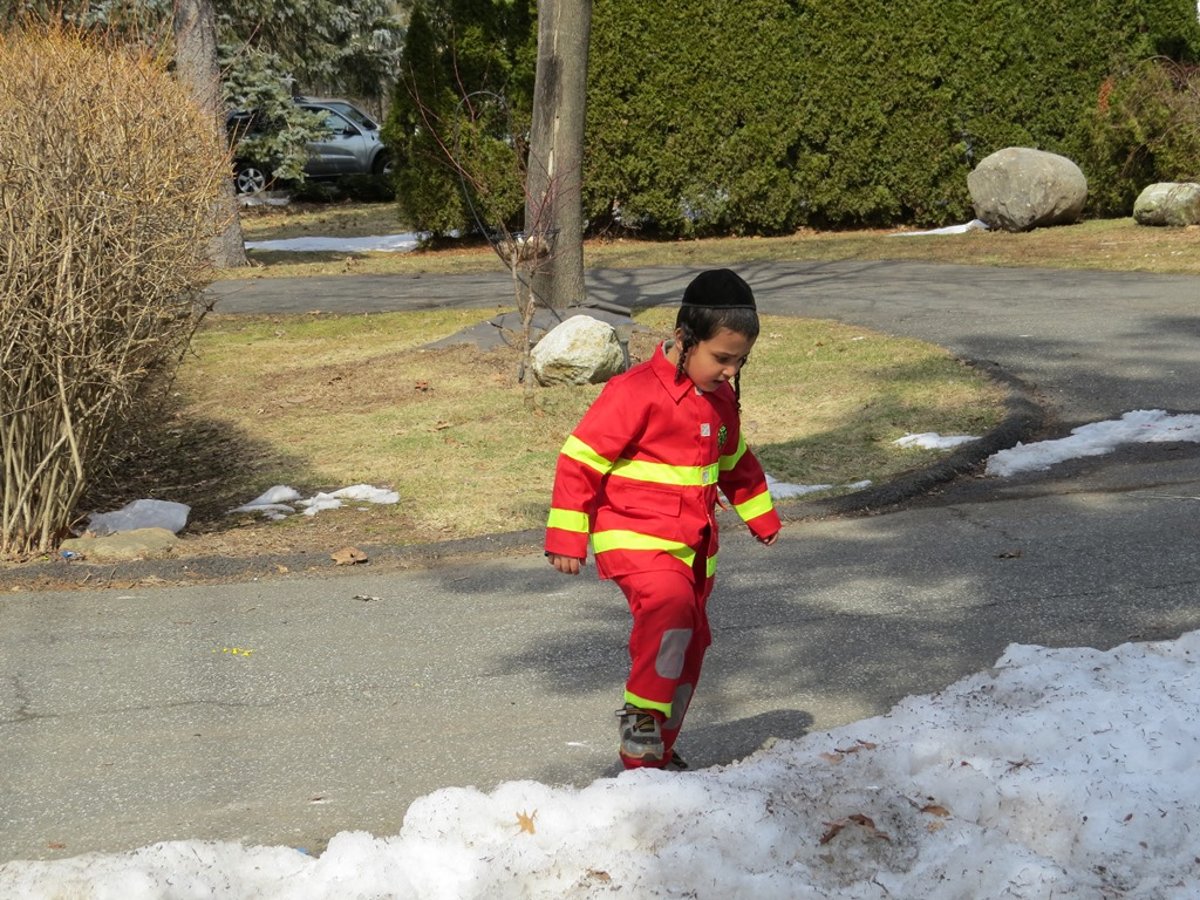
[531,315,626,386]
[1133,182,1200,226]
[61,527,179,562]
[967,147,1088,232]
[426,302,639,352]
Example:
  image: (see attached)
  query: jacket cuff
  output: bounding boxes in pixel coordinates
[545,528,589,559]
[746,508,781,539]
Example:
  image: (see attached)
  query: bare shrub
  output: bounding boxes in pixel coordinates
[0,23,228,557]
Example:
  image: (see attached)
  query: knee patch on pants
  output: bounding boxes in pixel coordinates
[655,628,693,679]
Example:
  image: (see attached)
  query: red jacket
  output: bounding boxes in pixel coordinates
[545,342,781,580]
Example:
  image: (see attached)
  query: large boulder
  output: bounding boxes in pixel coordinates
[531,315,626,386]
[1133,182,1200,226]
[967,148,1088,232]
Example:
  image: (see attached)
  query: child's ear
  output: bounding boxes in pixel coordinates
[672,326,685,344]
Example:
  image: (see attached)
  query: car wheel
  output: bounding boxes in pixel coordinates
[371,153,392,177]
[234,163,270,195]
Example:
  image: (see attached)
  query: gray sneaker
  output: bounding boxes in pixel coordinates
[617,705,664,762]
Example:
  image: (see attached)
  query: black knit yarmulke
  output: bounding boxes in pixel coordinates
[681,269,756,309]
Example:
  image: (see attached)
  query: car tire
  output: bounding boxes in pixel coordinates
[234,162,271,195]
[371,153,392,177]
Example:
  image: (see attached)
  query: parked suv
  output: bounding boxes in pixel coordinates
[228,97,390,194]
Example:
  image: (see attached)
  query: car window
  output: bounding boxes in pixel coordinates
[322,102,377,131]
[302,107,357,136]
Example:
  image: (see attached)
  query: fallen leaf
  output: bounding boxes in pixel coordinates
[921,804,951,817]
[47,842,66,850]
[587,870,611,883]
[996,548,1023,559]
[414,380,431,392]
[818,814,891,845]
[331,547,368,566]
[515,809,537,834]
[822,739,877,763]
[819,821,845,845]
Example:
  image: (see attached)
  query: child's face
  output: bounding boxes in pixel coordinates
[677,326,756,393]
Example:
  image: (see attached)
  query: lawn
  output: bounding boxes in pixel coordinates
[75,202,1194,565]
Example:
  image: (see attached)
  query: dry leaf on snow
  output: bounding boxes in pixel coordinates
[515,809,537,835]
[819,813,891,845]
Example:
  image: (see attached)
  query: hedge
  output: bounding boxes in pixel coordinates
[390,0,1200,235]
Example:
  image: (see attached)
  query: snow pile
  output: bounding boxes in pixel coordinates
[891,219,989,236]
[85,499,190,535]
[765,475,873,499]
[230,484,399,520]
[987,409,1200,476]
[4,631,1198,898]
[245,233,421,253]
[893,432,978,450]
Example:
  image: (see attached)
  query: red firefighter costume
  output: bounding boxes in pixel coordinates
[545,342,781,767]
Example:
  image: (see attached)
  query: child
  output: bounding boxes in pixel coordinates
[545,268,781,770]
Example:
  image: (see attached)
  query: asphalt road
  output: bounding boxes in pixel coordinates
[3,260,1200,862]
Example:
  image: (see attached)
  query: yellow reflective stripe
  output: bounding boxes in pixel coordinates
[735,489,774,521]
[592,530,696,567]
[625,690,672,718]
[610,457,719,486]
[719,434,747,471]
[561,435,614,475]
[547,508,589,534]
[706,553,718,578]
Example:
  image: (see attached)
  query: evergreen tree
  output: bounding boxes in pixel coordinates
[384,0,536,236]
[2,0,407,188]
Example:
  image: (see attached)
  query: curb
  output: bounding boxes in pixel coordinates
[785,359,1045,520]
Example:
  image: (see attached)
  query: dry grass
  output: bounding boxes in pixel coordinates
[67,199,1190,563]
[72,306,1006,561]
[229,204,1200,279]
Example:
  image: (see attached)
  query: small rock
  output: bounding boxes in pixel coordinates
[530,315,626,386]
[60,528,179,562]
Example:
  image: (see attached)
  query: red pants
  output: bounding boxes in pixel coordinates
[613,564,713,769]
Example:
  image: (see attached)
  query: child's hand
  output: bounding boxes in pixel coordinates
[758,531,779,546]
[547,553,585,575]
